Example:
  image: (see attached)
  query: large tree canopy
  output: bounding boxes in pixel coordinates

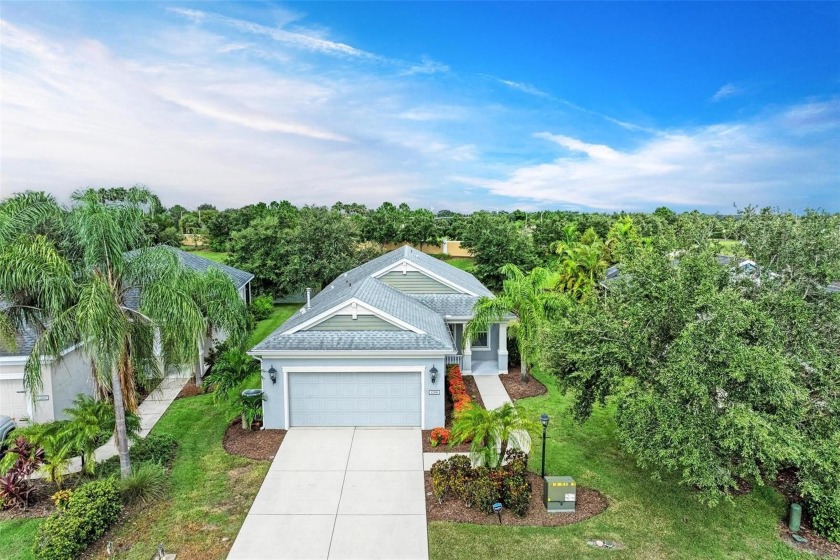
[543,222,839,537]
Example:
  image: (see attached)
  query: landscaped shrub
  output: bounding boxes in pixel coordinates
[798,434,840,543]
[430,460,449,504]
[468,467,500,513]
[503,449,528,476]
[430,427,450,447]
[502,474,531,516]
[34,479,122,560]
[446,365,472,415]
[249,294,275,321]
[445,455,475,506]
[51,489,72,512]
[0,437,44,509]
[118,462,168,505]
[130,433,178,465]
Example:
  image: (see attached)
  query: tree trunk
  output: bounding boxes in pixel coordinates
[195,338,204,387]
[110,366,132,478]
[520,354,529,382]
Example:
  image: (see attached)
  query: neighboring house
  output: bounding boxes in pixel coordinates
[0,247,253,424]
[249,246,510,430]
[827,281,840,294]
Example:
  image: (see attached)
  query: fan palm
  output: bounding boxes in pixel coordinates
[450,402,539,468]
[0,188,248,477]
[465,264,566,381]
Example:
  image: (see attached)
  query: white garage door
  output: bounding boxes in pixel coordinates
[0,379,29,421]
[288,371,421,427]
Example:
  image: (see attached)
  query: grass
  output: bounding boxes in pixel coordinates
[429,368,809,560]
[447,257,476,273]
[0,519,40,560]
[190,250,229,263]
[713,239,745,257]
[247,304,301,347]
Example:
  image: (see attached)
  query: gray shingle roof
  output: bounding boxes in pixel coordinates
[140,246,254,290]
[252,276,455,352]
[827,282,840,294]
[0,306,39,358]
[251,245,497,353]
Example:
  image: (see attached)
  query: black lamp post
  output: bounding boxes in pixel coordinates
[540,413,550,478]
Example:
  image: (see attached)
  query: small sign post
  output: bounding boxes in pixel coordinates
[492,502,503,524]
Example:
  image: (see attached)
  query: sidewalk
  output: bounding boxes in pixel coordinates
[472,375,513,410]
[33,372,190,478]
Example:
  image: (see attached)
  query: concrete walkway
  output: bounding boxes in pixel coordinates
[228,428,428,560]
[33,372,190,478]
[472,374,513,410]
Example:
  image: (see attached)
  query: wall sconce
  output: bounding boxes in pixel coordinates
[268,366,277,384]
[430,365,438,385]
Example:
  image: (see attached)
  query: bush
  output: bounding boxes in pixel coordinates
[504,449,528,477]
[503,474,531,516]
[249,294,274,321]
[430,460,448,504]
[130,434,178,465]
[118,462,168,505]
[468,467,500,513]
[51,489,72,512]
[430,427,450,447]
[445,455,475,506]
[35,479,122,560]
[799,434,840,542]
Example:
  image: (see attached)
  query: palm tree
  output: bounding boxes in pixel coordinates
[450,402,539,467]
[555,240,608,299]
[0,188,248,477]
[465,264,566,381]
[62,394,140,476]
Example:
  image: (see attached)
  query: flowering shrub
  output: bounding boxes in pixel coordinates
[447,364,472,414]
[430,427,450,447]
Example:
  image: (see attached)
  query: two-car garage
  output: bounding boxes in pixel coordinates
[287,371,422,427]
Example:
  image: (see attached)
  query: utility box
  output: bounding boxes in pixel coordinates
[544,476,576,513]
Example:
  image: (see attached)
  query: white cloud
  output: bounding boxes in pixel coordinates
[497,79,550,98]
[711,83,744,102]
[402,56,449,76]
[456,101,840,210]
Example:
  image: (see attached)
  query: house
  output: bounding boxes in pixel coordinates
[249,246,509,430]
[0,247,253,424]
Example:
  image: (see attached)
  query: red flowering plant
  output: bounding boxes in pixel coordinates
[430,427,450,447]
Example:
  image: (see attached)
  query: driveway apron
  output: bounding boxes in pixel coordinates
[227,427,428,560]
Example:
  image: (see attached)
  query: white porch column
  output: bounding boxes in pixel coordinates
[497,323,508,374]
[462,329,472,373]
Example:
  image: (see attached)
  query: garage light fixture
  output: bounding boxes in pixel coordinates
[430,365,438,385]
[268,366,277,384]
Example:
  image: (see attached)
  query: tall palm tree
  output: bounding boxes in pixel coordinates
[465,264,566,381]
[0,188,248,477]
[555,240,608,299]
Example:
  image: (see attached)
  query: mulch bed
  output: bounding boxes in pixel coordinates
[223,421,286,461]
[425,471,608,526]
[773,469,840,558]
[176,377,204,399]
[0,474,85,521]
[421,374,486,453]
[499,367,547,401]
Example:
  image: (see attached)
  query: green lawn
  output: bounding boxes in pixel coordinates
[429,368,808,560]
[713,239,745,257]
[447,257,476,273]
[247,304,301,347]
[0,519,40,560]
[190,250,229,263]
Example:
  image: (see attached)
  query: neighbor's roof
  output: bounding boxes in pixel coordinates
[0,301,40,358]
[827,282,840,294]
[251,245,497,353]
[127,246,254,290]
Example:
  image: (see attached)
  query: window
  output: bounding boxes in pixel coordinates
[472,328,489,349]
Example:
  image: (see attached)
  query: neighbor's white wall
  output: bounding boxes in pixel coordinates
[49,347,96,422]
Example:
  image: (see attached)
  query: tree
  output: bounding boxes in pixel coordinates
[0,188,248,478]
[465,264,565,381]
[459,212,537,291]
[227,213,298,295]
[361,202,401,245]
[543,241,839,510]
[401,208,440,249]
[450,402,538,467]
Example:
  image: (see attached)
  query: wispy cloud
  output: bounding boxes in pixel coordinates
[497,78,550,98]
[711,83,745,102]
[402,56,449,76]
[455,100,840,210]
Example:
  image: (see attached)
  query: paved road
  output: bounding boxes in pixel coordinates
[228,427,428,560]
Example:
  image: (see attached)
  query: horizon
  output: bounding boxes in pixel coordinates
[1,2,839,213]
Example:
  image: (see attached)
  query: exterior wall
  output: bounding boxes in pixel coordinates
[442,240,473,258]
[381,242,443,256]
[0,370,28,421]
[48,348,96,421]
[470,323,499,363]
[308,315,401,331]
[379,271,461,294]
[447,322,507,374]
[255,354,446,430]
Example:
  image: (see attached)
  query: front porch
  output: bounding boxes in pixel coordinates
[445,321,509,376]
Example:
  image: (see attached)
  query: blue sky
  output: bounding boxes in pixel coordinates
[1,2,838,212]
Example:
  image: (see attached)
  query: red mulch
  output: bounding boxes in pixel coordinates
[425,470,608,526]
[500,368,548,401]
[176,378,204,399]
[223,421,286,461]
[421,374,486,453]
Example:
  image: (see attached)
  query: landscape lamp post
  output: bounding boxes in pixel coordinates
[540,413,550,478]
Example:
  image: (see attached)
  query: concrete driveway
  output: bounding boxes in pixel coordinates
[227,427,428,560]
